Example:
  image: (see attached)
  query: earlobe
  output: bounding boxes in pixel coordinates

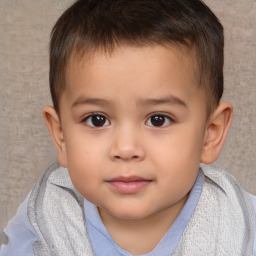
[200,103,233,164]
[43,106,67,167]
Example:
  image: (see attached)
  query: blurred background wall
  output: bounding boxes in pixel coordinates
[0,0,255,244]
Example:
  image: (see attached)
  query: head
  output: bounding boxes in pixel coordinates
[50,0,225,115]
[44,0,232,224]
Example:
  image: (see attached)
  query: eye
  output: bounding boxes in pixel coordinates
[83,114,110,127]
[146,114,173,127]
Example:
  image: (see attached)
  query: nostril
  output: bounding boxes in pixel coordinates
[113,151,142,161]
[114,154,139,160]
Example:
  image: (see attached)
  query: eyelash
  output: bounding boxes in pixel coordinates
[82,112,110,128]
[145,112,174,128]
[81,112,174,128]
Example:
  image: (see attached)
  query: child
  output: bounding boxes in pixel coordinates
[1,0,256,255]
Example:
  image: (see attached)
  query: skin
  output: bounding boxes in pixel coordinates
[44,45,232,254]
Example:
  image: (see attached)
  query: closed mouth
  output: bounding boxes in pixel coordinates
[107,176,152,194]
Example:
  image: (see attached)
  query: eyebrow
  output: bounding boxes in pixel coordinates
[136,95,187,108]
[72,96,109,108]
[72,95,187,108]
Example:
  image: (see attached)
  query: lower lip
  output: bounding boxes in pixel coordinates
[107,180,152,194]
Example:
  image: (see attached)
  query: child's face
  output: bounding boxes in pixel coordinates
[58,45,208,220]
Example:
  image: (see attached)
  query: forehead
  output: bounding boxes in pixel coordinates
[62,44,205,110]
[66,44,196,83]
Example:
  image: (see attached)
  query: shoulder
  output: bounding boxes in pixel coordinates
[202,164,256,255]
[201,164,253,200]
[250,194,256,208]
[0,163,73,256]
[26,163,93,255]
[250,194,256,256]
[0,192,38,256]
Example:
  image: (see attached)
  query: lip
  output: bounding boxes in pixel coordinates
[107,176,152,194]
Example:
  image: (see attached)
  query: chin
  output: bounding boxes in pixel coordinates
[106,206,153,220]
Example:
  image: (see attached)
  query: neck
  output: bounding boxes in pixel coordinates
[98,195,188,255]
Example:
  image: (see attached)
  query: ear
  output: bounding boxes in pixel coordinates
[43,106,67,167]
[200,102,233,164]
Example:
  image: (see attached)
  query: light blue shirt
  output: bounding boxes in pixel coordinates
[1,171,256,256]
[84,171,204,256]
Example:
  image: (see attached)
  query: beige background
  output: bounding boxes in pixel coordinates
[0,0,255,245]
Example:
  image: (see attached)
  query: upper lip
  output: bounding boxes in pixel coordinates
[108,176,151,182]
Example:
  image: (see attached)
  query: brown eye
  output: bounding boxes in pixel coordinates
[146,114,172,127]
[85,114,110,127]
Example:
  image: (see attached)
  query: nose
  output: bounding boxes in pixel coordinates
[109,125,146,161]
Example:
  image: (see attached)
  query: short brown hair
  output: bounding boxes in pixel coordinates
[50,0,224,114]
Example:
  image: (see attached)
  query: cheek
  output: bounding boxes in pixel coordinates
[154,129,202,158]
[63,134,106,191]
[148,125,205,178]
[67,154,102,200]
[65,128,107,163]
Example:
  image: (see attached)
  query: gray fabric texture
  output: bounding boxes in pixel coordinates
[173,164,255,255]
[26,164,255,256]
[28,163,94,256]
[0,0,255,244]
